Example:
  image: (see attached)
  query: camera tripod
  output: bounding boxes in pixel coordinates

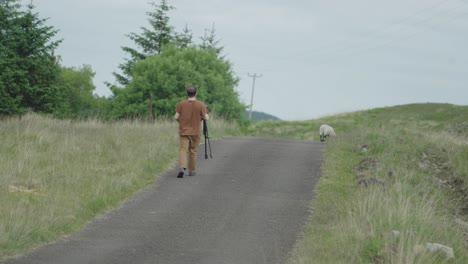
[203,119,213,159]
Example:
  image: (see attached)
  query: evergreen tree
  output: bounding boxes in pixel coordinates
[0,0,25,115]
[0,0,22,115]
[109,0,174,89]
[174,24,193,49]
[107,1,245,121]
[200,23,224,57]
[0,0,61,116]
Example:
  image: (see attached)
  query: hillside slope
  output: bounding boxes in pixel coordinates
[247,103,468,263]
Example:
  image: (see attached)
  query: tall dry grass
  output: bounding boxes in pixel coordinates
[0,113,238,260]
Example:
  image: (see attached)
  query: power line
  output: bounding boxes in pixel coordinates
[302,0,455,57]
[234,1,468,74]
[283,0,467,70]
[311,2,468,67]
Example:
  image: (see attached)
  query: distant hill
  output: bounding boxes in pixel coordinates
[244,111,281,121]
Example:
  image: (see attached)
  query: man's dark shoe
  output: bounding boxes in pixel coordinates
[188,171,197,176]
[177,168,185,178]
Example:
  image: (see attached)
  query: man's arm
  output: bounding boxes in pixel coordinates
[174,112,180,122]
[202,104,209,121]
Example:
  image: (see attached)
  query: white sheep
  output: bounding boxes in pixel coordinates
[319,124,336,142]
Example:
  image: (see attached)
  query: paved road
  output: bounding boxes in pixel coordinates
[6,137,323,264]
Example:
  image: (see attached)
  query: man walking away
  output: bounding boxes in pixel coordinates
[174,86,209,178]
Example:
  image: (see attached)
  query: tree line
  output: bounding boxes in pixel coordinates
[0,0,246,121]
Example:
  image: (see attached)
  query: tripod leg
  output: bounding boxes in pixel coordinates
[207,137,213,158]
[204,135,208,159]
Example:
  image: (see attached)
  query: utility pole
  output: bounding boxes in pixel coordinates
[248,73,262,120]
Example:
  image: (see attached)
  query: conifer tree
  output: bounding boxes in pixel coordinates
[109,0,174,88]
[0,0,61,116]
[174,24,193,49]
[200,23,224,57]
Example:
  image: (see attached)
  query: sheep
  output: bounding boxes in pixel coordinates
[319,124,336,142]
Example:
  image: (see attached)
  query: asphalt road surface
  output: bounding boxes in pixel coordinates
[6,137,323,264]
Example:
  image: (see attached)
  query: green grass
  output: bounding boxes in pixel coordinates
[1,103,467,263]
[244,103,468,263]
[0,114,239,261]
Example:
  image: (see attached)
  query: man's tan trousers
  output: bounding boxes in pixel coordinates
[179,135,201,173]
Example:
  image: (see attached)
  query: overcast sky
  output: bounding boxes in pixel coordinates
[34,0,468,120]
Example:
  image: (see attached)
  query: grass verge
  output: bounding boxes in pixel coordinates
[245,103,467,263]
[0,113,238,260]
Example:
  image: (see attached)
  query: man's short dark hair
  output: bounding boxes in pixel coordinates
[186,86,197,97]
